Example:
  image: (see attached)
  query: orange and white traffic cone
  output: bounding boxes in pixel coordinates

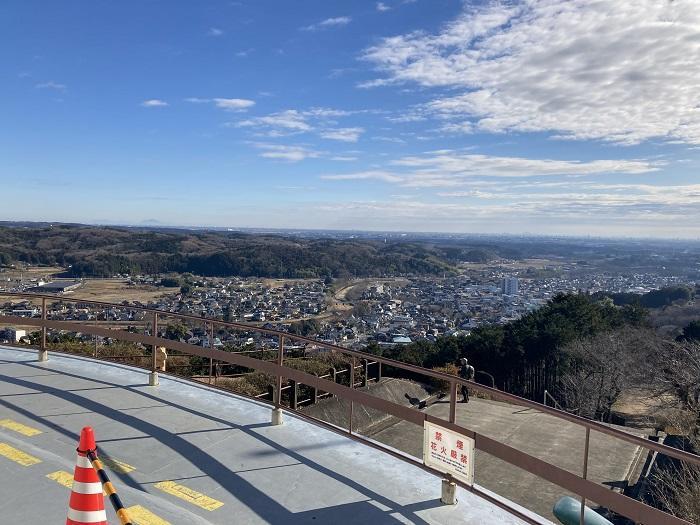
[66,426,107,525]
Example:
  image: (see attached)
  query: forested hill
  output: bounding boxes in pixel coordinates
[0,224,456,278]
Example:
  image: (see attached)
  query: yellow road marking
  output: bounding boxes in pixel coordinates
[49,474,165,523]
[102,457,136,473]
[126,505,171,525]
[46,470,74,488]
[47,470,107,495]
[0,419,42,437]
[0,442,42,466]
[154,481,224,511]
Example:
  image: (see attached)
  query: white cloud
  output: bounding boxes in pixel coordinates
[213,98,255,111]
[321,170,402,183]
[362,0,700,145]
[208,27,224,37]
[35,81,66,91]
[238,110,312,132]
[253,143,320,162]
[330,156,359,162]
[185,97,255,111]
[392,152,659,185]
[373,136,406,144]
[377,2,391,12]
[236,107,359,139]
[320,127,365,142]
[321,151,660,188]
[140,99,168,107]
[302,16,352,31]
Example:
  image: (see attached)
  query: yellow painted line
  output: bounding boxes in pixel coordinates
[126,505,171,525]
[47,470,107,495]
[102,457,136,474]
[154,481,224,511]
[0,442,42,466]
[0,419,42,437]
[46,470,74,488]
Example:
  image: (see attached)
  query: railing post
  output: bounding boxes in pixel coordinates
[93,315,98,358]
[580,427,590,525]
[271,335,284,425]
[208,322,214,385]
[290,380,298,410]
[349,357,355,433]
[377,361,382,381]
[449,380,457,424]
[38,297,48,362]
[149,312,159,386]
[362,359,368,387]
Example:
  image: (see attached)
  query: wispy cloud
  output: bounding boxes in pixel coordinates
[208,27,224,37]
[235,107,358,139]
[238,110,312,133]
[253,143,321,162]
[302,16,352,31]
[140,99,168,107]
[320,127,365,143]
[185,97,255,111]
[362,0,700,145]
[35,81,66,91]
[376,2,391,12]
[321,151,660,188]
[321,170,402,183]
[213,98,255,111]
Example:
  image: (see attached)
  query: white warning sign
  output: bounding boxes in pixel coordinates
[423,421,475,486]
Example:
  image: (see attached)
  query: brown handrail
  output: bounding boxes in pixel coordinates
[1,291,698,525]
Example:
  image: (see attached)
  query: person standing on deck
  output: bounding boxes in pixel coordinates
[459,357,475,403]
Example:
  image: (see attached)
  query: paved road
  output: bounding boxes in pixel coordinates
[372,396,646,521]
[0,346,535,524]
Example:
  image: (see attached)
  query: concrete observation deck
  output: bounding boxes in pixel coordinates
[0,346,537,524]
[372,394,646,522]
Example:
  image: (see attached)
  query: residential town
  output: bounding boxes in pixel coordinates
[1,263,694,351]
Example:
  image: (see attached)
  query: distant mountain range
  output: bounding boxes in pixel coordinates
[1,222,698,279]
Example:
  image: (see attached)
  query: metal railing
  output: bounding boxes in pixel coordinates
[2,291,699,525]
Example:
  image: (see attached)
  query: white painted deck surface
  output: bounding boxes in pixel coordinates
[0,346,539,524]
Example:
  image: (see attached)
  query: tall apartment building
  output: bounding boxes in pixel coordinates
[501,277,519,296]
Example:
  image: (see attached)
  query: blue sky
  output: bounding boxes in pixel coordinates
[2,0,699,237]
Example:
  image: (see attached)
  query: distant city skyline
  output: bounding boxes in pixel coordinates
[2,1,700,237]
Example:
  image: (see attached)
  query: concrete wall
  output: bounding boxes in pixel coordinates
[301,377,433,435]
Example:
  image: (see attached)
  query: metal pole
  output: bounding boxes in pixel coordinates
[449,380,457,424]
[276,335,284,406]
[149,312,159,386]
[580,427,590,525]
[208,322,214,385]
[271,335,284,425]
[94,314,98,358]
[39,297,48,361]
[349,357,355,433]
[291,381,298,410]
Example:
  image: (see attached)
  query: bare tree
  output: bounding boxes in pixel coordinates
[647,341,700,524]
[650,340,700,425]
[560,328,659,421]
[649,418,700,524]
